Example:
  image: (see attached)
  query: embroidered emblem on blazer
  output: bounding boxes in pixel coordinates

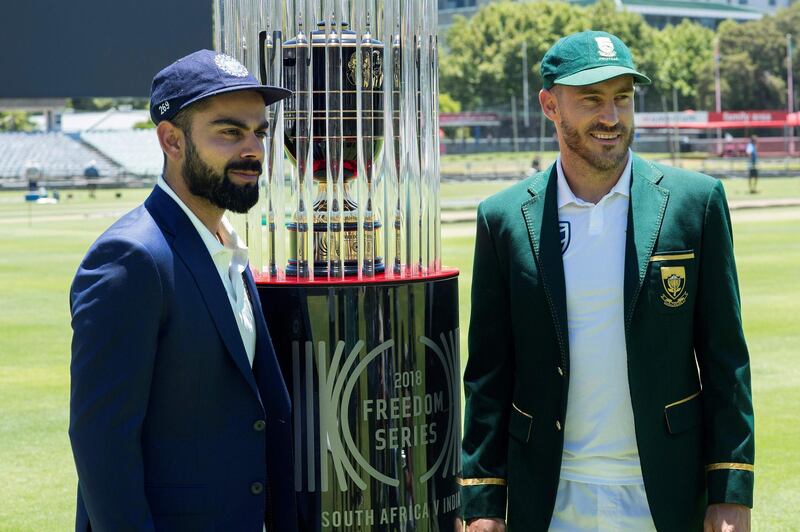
[660,266,688,307]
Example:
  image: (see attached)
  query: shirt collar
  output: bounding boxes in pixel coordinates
[218,216,249,266]
[157,176,247,258]
[556,150,633,208]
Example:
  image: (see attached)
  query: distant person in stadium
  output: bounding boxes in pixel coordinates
[83,160,99,179]
[529,156,541,176]
[460,31,754,532]
[83,161,100,198]
[69,49,298,531]
[746,134,758,193]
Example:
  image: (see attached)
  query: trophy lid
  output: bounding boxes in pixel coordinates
[283,21,381,47]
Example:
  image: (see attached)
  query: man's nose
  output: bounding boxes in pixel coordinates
[597,101,619,126]
[241,132,265,160]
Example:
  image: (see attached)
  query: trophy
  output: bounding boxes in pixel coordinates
[280,20,385,277]
[225,0,442,282]
[215,2,460,531]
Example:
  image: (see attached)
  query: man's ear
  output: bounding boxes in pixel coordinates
[539,88,559,121]
[156,121,184,163]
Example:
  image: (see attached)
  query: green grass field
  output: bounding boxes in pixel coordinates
[441,176,800,205]
[1,181,798,530]
[440,151,800,180]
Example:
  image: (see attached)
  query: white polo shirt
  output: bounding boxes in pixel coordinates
[157,177,257,367]
[556,153,645,485]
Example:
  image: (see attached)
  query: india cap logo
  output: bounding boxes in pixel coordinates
[214,53,249,77]
[595,37,617,59]
[660,266,688,307]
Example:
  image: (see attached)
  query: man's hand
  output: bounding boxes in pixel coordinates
[704,503,751,532]
[466,517,506,532]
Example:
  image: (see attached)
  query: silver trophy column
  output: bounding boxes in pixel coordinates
[215,2,460,530]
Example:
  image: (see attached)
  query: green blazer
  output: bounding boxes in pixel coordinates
[460,155,754,531]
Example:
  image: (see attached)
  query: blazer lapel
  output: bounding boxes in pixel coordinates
[521,166,570,370]
[244,268,290,421]
[624,155,669,324]
[146,187,261,399]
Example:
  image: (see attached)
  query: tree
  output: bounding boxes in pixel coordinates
[438,0,799,113]
[651,20,716,111]
[439,0,661,112]
[66,97,149,111]
[0,112,36,132]
[439,93,461,114]
[67,98,116,111]
[717,18,788,110]
[440,0,588,110]
[774,2,800,38]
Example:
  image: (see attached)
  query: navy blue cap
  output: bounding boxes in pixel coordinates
[149,49,291,125]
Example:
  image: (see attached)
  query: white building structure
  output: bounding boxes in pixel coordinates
[438,0,792,33]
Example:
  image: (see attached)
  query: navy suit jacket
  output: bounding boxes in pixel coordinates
[69,186,298,531]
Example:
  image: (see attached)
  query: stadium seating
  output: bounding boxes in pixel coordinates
[80,130,162,177]
[0,132,117,180]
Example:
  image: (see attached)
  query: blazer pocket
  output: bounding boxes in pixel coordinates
[508,403,533,443]
[664,391,702,434]
[145,484,207,516]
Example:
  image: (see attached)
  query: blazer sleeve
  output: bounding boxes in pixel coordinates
[694,180,755,507]
[69,236,163,531]
[460,203,514,521]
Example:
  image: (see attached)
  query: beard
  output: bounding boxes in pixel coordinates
[182,136,261,213]
[559,117,633,172]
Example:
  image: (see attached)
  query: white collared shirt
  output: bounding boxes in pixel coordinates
[556,152,645,485]
[157,177,257,368]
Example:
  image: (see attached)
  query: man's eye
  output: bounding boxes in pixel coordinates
[255,130,268,139]
[223,129,241,136]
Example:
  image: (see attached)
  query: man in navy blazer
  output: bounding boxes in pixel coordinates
[69,50,296,531]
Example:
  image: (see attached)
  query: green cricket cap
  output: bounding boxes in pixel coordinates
[540,30,651,89]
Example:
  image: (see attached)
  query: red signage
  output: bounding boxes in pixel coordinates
[708,111,788,122]
[439,112,500,126]
[637,109,791,129]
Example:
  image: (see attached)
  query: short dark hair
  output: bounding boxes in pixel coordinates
[169,97,213,135]
[162,98,212,171]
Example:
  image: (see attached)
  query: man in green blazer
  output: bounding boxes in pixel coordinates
[460,31,754,532]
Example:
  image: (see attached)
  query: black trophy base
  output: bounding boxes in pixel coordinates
[258,271,461,532]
